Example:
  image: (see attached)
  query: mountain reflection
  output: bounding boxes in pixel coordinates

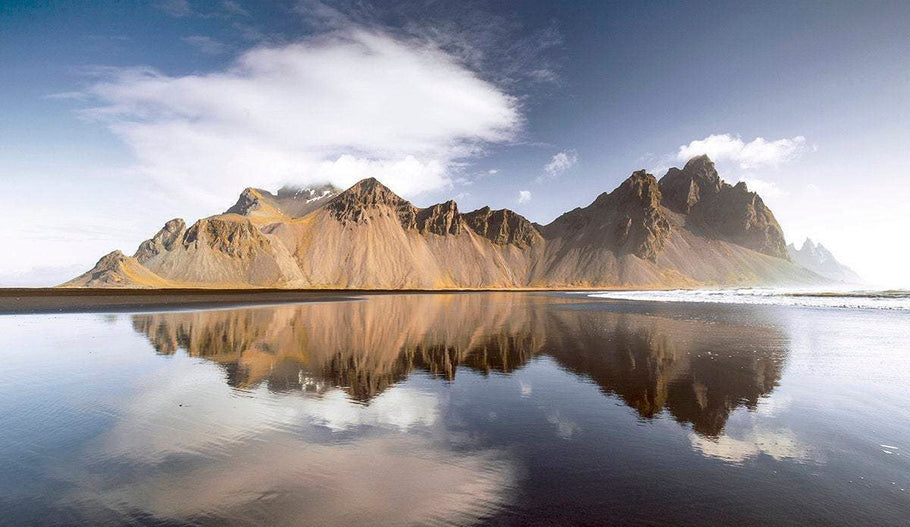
[132,293,787,437]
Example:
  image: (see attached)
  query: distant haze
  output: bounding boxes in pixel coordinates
[2,1,909,286]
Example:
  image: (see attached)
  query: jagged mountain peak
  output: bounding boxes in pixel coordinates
[788,238,861,284]
[543,169,671,261]
[226,183,341,219]
[801,238,818,251]
[226,188,268,216]
[416,200,462,235]
[275,183,338,199]
[658,156,787,259]
[332,177,410,207]
[135,218,186,264]
[61,250,171,288]
[343,177,396,197]
[794,238,834,263]
[326,178,417,227]
[614,169,660,200]
[682,154,720,180]
[462,206,541,247]
[660,156,723,214]
[96,250,126,266]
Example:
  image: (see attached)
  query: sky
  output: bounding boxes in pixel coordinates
[1,0,909,286]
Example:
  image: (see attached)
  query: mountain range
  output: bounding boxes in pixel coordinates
[788,238,862,284]
[64,155,828,289]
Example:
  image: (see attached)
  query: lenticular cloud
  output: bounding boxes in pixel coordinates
[677,133,805,170]
[82,28,522,208]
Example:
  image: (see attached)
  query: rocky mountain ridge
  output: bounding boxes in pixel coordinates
[64,156,822,288]
[787,238,861,284]
[659,155,788,258]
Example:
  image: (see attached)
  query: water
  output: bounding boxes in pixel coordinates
[1,292,908,525]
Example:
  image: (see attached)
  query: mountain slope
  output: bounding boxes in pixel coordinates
[787,239,862,284]
[62,251,176,288]
[533,166,816,287]
[63,156,823,289]
[264,178,544,288]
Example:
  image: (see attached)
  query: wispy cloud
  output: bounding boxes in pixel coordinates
[678,134,806,170]
[518,190,532,203]
[738,177,789,198]
[154,0,192,17]
[537,150,577,183]
[222,0,249,17]
[77,28,521,210]
[45,91,89,101]
[181,35,229,55]
[294,1,563,89]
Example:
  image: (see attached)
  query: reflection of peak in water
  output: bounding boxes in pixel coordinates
[131,294,787,436]
[132,294,545,400]
[544,310,786,436]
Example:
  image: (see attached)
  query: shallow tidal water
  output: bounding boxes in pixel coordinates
[1,292,908,526]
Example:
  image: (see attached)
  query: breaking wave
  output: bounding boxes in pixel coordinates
[585,288,910,311]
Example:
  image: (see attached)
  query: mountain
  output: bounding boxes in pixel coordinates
[64,157,823,289]
[62,250,176,288]
[787,239,862,284]
[659,155,788,258]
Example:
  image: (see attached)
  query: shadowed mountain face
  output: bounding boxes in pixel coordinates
[65,155,822,289]
[659,155,788,258]
[542,170,671,261]
[132,294,787,437]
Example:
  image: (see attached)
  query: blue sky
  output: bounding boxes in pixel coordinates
[2,0,909,285]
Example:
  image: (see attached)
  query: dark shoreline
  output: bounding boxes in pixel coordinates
[0,288,369,314]
[0,287,586,314]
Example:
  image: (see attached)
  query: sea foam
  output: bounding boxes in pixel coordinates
[585,288,910,311]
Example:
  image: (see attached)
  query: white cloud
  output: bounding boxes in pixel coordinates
[518,380,532,397]
[678,134,806,170]
[300,387,439,432]
[738,177,789,198]
[545,409,579,440]
[689,395,811,465]
[538,150,577,182]
[66,349,514,526]
[517,190,532,203]
[80,28,521,211]
[689,429,809,465]
[313,155,448,196]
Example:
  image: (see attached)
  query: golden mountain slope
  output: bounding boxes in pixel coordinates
[61,251,176,288]
[64,157,822,289]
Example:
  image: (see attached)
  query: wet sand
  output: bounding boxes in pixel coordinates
[0,287,618,314]
[0,288,367,314]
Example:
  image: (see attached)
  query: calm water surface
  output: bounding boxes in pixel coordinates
[1,293,908,525]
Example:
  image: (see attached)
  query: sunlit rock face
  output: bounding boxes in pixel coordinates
[66,155,820,289]
[132,293,785,437]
